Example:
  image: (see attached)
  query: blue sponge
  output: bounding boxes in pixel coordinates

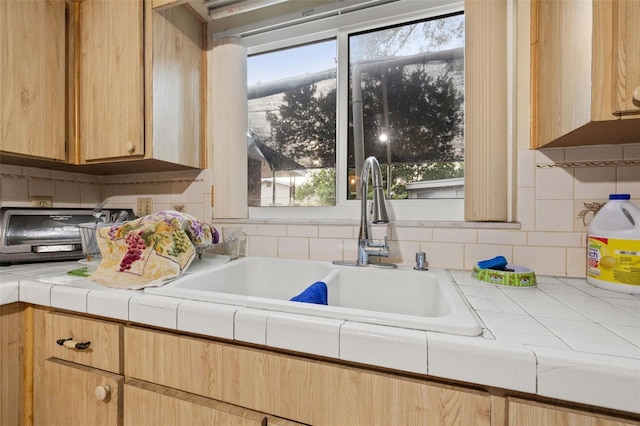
[290,281,328,305]
[477,256,508,270]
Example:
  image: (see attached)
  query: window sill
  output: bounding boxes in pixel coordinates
[210,217,521,230]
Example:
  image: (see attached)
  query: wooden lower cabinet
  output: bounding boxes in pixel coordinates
[508,398,640,426]
[1,303,24,426]
[125,326,491,426]
[34,310,125,426]
[29,311,640,425]
[125,379,298,426]
[41,358,123,426]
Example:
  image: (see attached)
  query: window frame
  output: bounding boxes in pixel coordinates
[241,0,506,222]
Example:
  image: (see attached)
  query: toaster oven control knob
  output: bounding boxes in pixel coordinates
[95,385,111,401]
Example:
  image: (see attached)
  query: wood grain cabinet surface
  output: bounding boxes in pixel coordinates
[124,326,492,426]
[508,398,640,426]
[25,309,640,426]
[41,358,124,426]
[533,0,640,148]
[35,311,125,426]
[44,311,123,373]
[76,0,204,172]
[612,0,640,116]
[78,0,145,163]
[0,0,66,162]
[0,304,24,426]
[125,379,280,426]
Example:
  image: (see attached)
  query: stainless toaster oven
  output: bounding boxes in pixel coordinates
[0,207,134,266]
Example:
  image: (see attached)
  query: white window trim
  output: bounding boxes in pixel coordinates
[239,0,508,222]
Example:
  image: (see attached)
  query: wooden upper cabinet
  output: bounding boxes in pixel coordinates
[149,4,204,169]
[612,0,640,116]
[76,0,204,170]
[79,0,145,162]
[532,0,640,148]
[0,0,66,161]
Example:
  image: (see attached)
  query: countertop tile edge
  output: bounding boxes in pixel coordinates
[533,347,640,414]
[426,331,537,394]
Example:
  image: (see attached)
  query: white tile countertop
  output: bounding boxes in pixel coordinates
[1,261,639,414]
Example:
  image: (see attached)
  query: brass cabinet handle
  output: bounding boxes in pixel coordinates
[56,338,91,350]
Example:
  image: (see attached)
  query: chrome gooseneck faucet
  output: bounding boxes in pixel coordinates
[334,156,396,268]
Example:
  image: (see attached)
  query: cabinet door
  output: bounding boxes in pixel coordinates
[124,380,266,426]
[0,304,24,426]
[40,358,123,426]
[508,398,638,426]
[79,0,144,162]
[612,0,640,115]
[151,5,204,168]
[126,326,492,426]
[0,0,66,160]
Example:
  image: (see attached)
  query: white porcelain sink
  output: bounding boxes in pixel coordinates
[144,256,482,336]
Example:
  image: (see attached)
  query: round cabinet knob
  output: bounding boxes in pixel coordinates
[95,385,111,401]
[633,86,640,103]
[126,142,136,154]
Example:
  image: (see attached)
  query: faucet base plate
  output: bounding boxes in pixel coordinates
[332,260,397,269]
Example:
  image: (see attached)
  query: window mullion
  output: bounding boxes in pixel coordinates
[335,30,352,207]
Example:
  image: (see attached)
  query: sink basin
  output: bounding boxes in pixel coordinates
[144,256,482,336]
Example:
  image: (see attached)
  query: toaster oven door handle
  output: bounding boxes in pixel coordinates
[31,244,82,253]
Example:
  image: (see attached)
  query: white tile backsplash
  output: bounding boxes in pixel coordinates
[564,145,624,162]
[309,238,343,262]
[535,199,574,232]
[1,144,639,278]
[286,225,318,238]
[535,167,574,200]
[277,237,309,259]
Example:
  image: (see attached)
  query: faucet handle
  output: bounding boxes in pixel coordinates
[368,235,389,249]
[364,236,390,258]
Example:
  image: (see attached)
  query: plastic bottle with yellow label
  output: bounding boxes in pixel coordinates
[586,194,640,294]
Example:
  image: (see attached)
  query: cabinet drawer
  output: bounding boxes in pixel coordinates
[125,380,267,426]
[125,326,491,426]
[45,312,123,373]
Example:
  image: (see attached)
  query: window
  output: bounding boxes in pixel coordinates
[209,0,508,222]
[248,40,337,207]
[237,0,508,222]
[347,15,464,201]
[247,6,464,215]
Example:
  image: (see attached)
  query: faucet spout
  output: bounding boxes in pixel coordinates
[334,156,396,268]
[358,156,388,243]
